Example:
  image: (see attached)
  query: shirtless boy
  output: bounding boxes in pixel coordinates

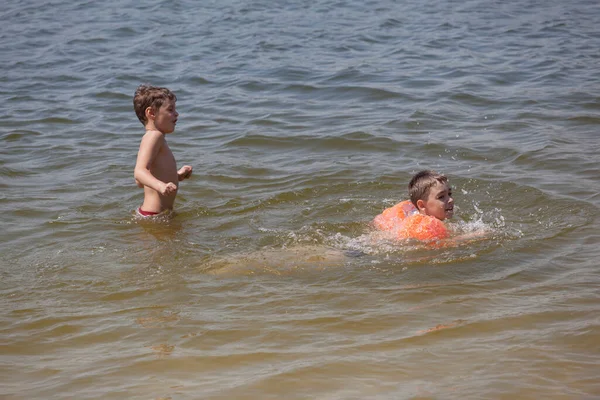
[133,85,192,217]
[373,170,454,241]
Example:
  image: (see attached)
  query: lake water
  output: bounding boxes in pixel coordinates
[1,0,599,399]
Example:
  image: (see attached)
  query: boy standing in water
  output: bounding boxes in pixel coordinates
[133,85,192,217]
[373,170,454,241]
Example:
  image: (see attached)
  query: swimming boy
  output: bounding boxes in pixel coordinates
[373,170,453,241]
[133,85,192,217]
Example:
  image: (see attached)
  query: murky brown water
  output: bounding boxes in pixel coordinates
[2,0,599,398]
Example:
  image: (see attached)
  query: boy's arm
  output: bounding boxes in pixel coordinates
[177,165,193,181]
[134,131,177,195]
[448,229,489,244]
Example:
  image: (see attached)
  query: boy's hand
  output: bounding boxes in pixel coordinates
[178,165,193,181]
[159,182,178,195]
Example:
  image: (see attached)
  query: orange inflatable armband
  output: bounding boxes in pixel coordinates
[373,200,417,230]
[374,200,448,241]
[394,213,448,241]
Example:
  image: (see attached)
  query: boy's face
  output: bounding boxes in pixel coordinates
[417,181,454,221]
[149,99,178,134]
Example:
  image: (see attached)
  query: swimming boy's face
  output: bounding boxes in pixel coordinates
[418,181,454,221]
[151,99,178,134]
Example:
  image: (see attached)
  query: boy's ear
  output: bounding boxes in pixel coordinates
[145,106,155,120]
[416,199,426,212]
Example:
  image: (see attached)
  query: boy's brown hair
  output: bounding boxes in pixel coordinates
[133,84,177,125]
[408,170,448,207]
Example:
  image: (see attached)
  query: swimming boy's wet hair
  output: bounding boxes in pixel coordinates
[133,84,177,125]
[408,170,448,207]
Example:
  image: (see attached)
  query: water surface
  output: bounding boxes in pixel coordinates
[1,0,599,399]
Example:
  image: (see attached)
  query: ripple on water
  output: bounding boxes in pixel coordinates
[2,0,600,398]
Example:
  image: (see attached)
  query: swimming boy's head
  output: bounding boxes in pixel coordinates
[409,170,454,221]
[133,85,178,130]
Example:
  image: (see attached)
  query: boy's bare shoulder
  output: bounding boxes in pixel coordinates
[142,129,165,140]
[140,130,166,146]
